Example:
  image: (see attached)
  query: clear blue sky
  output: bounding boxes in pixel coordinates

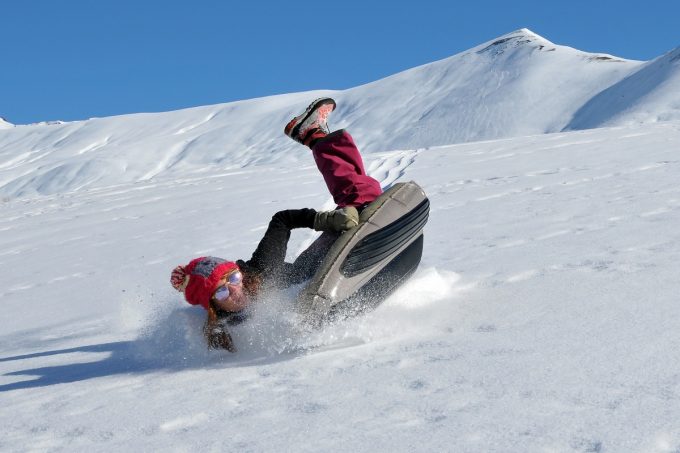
[1,0,677,125]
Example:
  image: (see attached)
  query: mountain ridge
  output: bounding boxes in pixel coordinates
[566,45,680,129]
[1,28,678,199]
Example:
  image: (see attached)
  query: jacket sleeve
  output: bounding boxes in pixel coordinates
[241,208,317,281]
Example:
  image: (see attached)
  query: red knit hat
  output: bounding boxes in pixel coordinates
[170,257,239,310]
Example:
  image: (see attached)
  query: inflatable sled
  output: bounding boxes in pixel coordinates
[296,181,430,321]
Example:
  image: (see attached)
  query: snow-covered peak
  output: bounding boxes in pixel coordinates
[473,28,556,56]
[470,28,633,65]
[342,28,640,150]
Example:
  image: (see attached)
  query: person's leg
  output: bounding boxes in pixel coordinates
[280,102,382,286]
[285,99,383,208]
[311,130,382,208]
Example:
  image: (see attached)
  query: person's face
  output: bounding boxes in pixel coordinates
[212,271,249,312]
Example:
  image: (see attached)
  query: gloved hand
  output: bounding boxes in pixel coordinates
[313,206,360,232]
[204,323,236,352]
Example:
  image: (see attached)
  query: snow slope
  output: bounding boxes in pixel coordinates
[2,120,680,451]
[567,46,680,129]
[0,28,666,199]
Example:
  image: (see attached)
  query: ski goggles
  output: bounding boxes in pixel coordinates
[213,270,244,302]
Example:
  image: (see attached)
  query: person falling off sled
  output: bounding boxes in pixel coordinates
[170,98,382,351]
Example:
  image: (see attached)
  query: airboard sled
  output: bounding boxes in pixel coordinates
[296,181,430,320]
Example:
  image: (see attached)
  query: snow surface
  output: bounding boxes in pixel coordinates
[4,28,680,200]
[566,46,680,130]
[2,28,680,452]
[2,119,680,451]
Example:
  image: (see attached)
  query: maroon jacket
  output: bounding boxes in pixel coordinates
[312,130,382,207]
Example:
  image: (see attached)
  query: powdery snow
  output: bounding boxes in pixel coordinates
[1,120,680,451]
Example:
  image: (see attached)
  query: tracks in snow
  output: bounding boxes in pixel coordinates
[367,148,420,190]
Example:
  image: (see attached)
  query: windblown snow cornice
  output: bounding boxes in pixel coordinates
[0,28,678,199]
[0,117,14,130]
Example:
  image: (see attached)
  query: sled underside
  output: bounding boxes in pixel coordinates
[296,181,430,319]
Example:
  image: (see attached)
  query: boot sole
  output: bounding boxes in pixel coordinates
[285,97,337,139]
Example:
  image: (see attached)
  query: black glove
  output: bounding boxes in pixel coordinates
[313,206,359,232]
